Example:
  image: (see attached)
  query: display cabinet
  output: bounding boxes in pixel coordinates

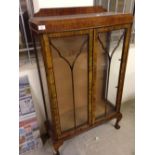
[30,6,133,155]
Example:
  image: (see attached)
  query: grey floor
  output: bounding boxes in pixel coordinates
[25,100,135,155]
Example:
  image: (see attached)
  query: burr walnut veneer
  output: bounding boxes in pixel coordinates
[30,6,133,155]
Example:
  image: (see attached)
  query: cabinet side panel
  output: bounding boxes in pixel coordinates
[41,34,61,139]
[116,25,132,112]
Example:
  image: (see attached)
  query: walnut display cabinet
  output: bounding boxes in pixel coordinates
[30,6,133,155]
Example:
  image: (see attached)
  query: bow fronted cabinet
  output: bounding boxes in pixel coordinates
[29,6,133,155]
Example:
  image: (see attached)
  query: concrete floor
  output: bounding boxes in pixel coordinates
[25,100,135,155]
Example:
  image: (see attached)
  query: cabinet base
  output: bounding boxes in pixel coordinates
[52,112,123,155]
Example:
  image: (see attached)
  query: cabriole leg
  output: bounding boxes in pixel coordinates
[114,113,122,129]
[53,141,63,155]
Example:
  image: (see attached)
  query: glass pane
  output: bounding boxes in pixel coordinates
[74,40,88,127]
[50,35,88,132]
[107,29,124,105]
[95,32,108,119]
[95,29,125,120]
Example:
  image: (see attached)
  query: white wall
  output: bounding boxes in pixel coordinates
[33,0,94,13]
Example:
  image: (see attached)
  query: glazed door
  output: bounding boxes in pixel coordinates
[42,30,93,138]
[92,25,132,123]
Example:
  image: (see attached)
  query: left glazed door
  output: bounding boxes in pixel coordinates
[42,29,93,137]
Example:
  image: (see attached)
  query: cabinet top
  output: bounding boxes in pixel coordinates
[29,6,133,34]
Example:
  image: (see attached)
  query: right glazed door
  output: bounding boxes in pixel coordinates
[93,26,127,122]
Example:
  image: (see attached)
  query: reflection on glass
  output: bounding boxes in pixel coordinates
[107,30,124,105]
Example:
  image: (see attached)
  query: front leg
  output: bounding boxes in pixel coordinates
[53,141,63,155]
[114,112,122,129]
